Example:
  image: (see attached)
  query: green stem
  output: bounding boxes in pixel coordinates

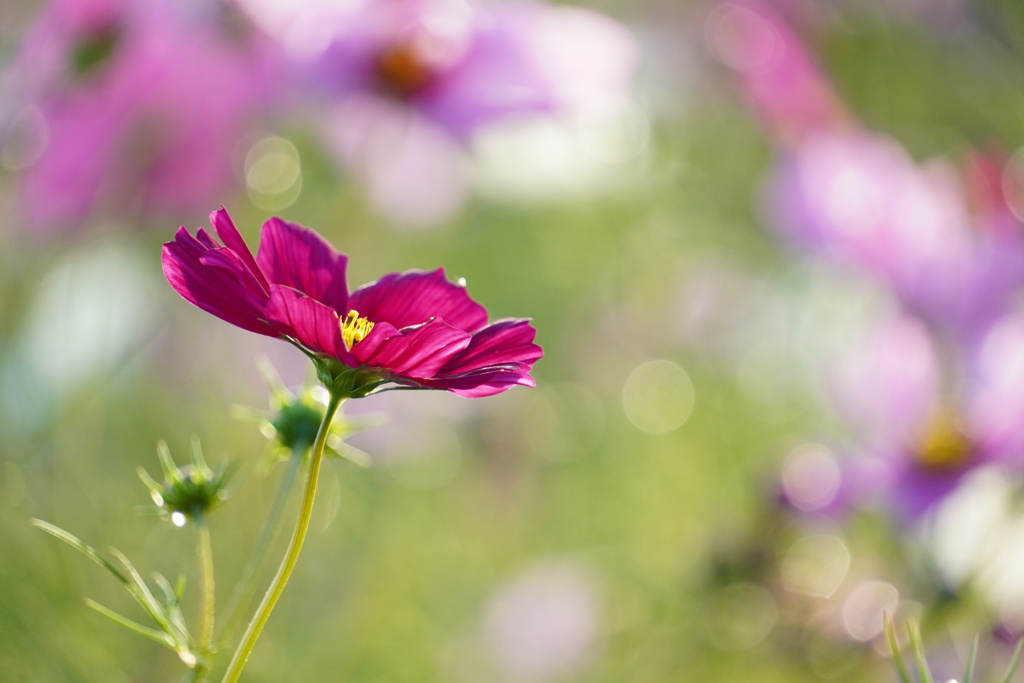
[217,454,302,652]
[197,520,216,666]
[219,393,343,683]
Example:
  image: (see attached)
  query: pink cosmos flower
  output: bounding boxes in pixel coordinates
[269,0,634,226]
[162,208,541,398]
[5,0,278,233]
[821,312,1024,519]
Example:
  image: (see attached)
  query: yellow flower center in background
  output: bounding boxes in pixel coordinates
[915,411,974,471]
[341,310,374,350]
[374,42,434,96]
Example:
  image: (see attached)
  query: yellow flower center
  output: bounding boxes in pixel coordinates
[341,310,374,350]
[915,411,974,471]
[374,42,434,96]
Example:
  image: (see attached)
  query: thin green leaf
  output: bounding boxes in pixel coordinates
[998,637,1024,683]
[154,572,178,607]
[33,519,188,650]
[907,621,934,683]
[962,634,978,683]
[31,520,130,586]
[86,599,175,648]
[110,548,172,634]
[885,613,914,683]
[174,575,187,603]
[154,573,192,645]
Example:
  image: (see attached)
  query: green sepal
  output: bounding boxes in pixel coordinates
[313,356,392,400]
[314,356,356,397]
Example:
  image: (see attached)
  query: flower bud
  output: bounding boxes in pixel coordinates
[139,438,229,525]
[269,398,322,454]
[243,357,378,467]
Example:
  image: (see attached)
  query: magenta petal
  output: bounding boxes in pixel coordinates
[196,227,219,249]
[210,207,269,291]
[436,318,541,375]
[265,286,354,364]
[199,246,266,288]
[162,228,274,336]
[256,217,350,311]
[349,268,488,331]
[353,318,472,378]
[342,320,398,361]
[423,370,536,397]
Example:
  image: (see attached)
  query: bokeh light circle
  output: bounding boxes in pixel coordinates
[841,580,899,642]
[707,583,778,651]
[622,359,695,434]
[244,135,302,210]
[781,533,850,598]
[782,443,842,512]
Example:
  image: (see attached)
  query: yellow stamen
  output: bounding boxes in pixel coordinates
[341,310,374,350]
[915,411,974,471]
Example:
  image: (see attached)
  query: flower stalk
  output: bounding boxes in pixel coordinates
[197,519,215,676]
[219,390,344,683]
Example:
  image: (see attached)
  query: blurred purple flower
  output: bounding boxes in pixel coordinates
[162,208,541,397]
[296,0,635,226]
[825,312,1024,519]
[766,132,1024,338]
[4,0,279,233]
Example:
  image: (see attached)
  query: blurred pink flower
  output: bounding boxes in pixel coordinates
[824,312,1024,519]
[711,0,964,133]
[5,0,279,233]
[713,3,1024,338]
[766,132,1024,338]
[708,0,849,144]
[302,0,635,227]
[163,208,541,397]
